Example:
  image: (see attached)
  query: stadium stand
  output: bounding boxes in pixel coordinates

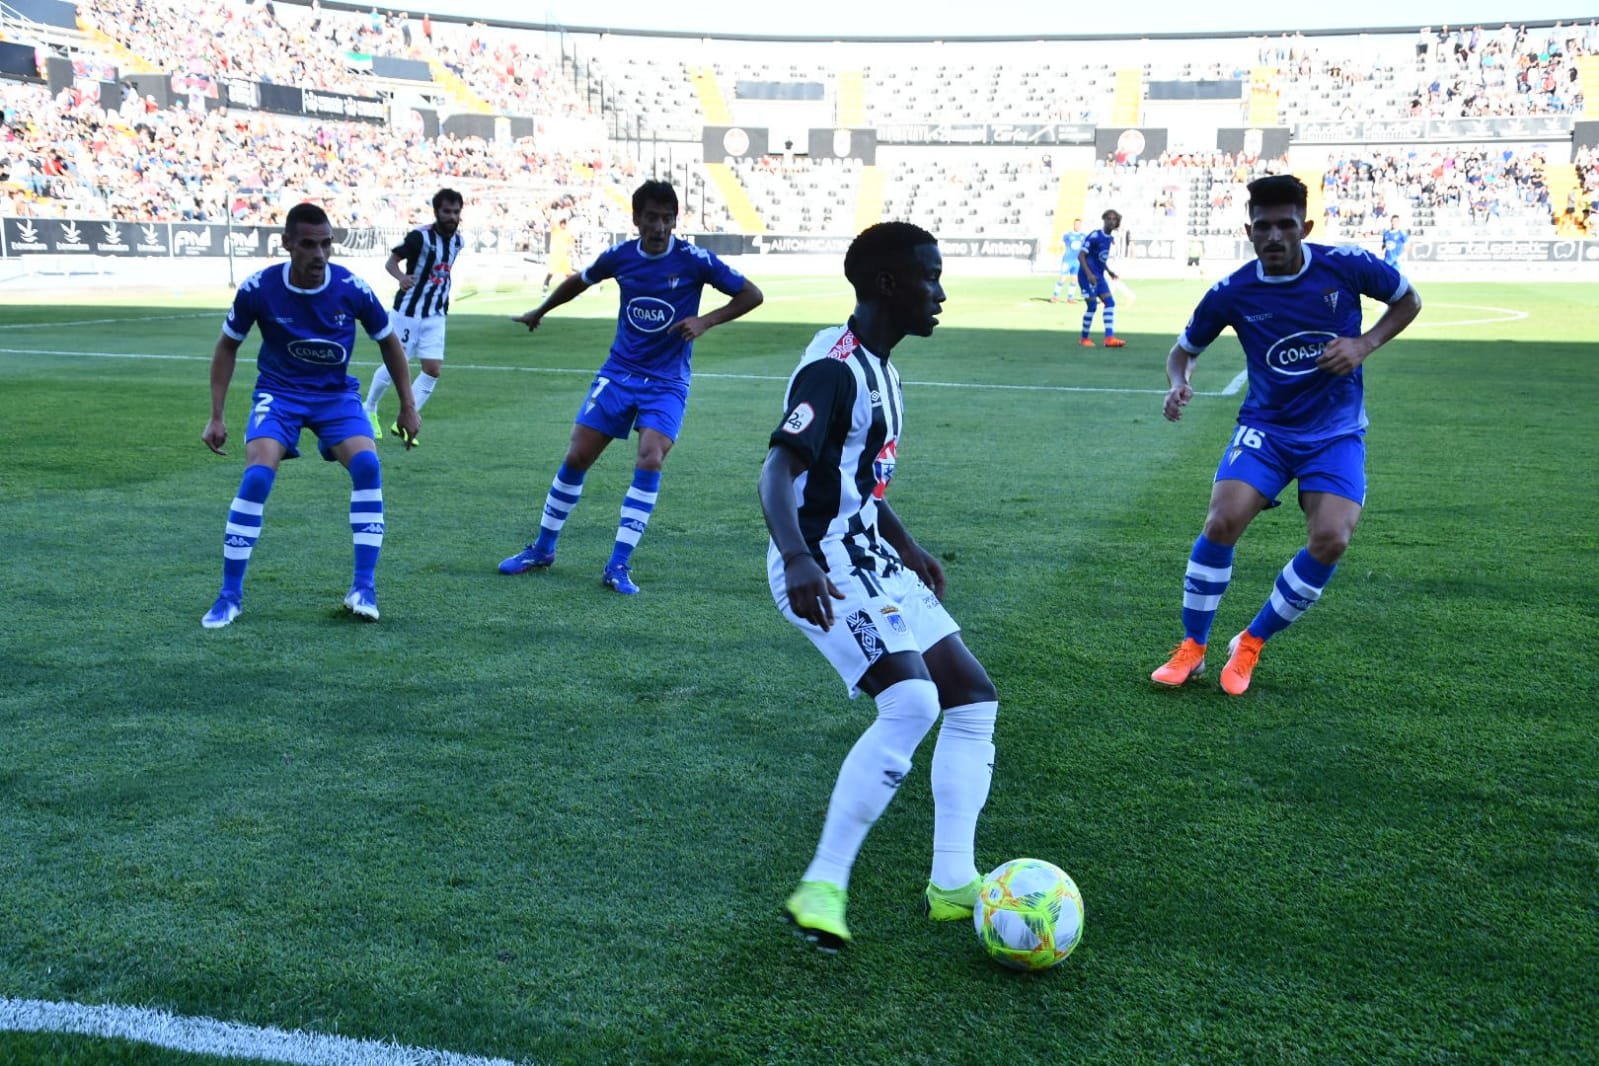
[3,2,1596,275]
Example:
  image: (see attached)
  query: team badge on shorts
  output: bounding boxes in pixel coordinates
[879,606,908,634]
[845,610,883,663]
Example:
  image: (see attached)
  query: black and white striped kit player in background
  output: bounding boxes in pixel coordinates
[363,188,465,444]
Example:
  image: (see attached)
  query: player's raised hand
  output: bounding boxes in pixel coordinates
[510,310,544,332]
[202,417,229,456]
[785,555,846,631]
[1163,383,1193,422]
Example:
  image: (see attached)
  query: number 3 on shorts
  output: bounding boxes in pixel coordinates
[1230,425,1265,450]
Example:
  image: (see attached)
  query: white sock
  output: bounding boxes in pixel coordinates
[364,365,394,412]
[802,678,941,889]
[413,371,438,411]
[930,700,997,888]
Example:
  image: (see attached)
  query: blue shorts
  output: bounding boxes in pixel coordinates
[1212,426,1366,507]
[575,371,689,442]
[1077,273,1112,302]
[245,382,371,461]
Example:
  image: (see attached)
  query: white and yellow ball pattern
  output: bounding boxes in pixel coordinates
[973,858,1084,971]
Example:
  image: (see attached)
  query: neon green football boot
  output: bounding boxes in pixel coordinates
[783,880,850,952]
[924,877,981,921]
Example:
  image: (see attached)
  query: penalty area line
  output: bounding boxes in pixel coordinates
[0,996,526,1066]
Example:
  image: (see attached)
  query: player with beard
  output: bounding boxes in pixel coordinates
[760,221,1000,952]
[1151,175,1422,695]
[201,202,419,628]
[363,188,465,442]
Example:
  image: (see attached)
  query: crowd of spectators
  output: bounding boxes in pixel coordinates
[1319,146,1559,237]
[1405,21,1596,118]
[0,80,634,248]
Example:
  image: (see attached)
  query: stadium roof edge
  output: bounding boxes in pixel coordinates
[278,1,1592,45]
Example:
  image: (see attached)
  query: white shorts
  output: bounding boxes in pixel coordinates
[392,313,447,363]
[768,546,960,698]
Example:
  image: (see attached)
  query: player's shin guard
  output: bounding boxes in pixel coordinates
[347,450,384,589]
[1081,302,1097,336]
[533,462,586,554]
[930,700,997,889]
[1247,548,1336,640]
[413,371,438,412]
[608,467,660,569]
[220,464,275,597]
[803,678,941,890]
[1102,297,1117,336]
[1182,534,1235,644]
[364,364,393,412]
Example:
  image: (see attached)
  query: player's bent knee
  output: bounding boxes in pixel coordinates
[874,677,942,731]
[1307,531,1351,564]
[346,449,381,485]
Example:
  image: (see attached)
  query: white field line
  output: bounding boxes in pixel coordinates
[0,996,525,1066]
[0,311,216,330]
[0,347,1198,397]
[1407,302,1529,328]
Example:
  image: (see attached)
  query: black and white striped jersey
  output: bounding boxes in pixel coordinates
[391,224,464,318]
[769,323,905,578]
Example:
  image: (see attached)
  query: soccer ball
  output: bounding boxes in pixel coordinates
[973,858,1084,971]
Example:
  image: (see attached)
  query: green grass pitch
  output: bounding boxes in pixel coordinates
[1,272,1595,1064]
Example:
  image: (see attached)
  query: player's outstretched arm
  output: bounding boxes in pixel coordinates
[1162,342,1197,422]
[1317,286,1423,376]
[674,279,765,341]
[378,332,420,447]
[385,251,414,291]
[510,273,590,331]
[203,333,243,455]
[759,445,844,630]
[876,499,945,599]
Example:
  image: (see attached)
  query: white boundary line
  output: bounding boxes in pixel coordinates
[1408,302,1529,328]
[0,347,1222,397]
[0,311,216,330]
[0,996,526,1066]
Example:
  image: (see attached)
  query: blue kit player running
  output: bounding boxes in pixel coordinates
[1151,174,1422,695]
[1077,209,1126,348]
[499,180,764,594]
[200,202,420,628]
[1049,219,1086,303]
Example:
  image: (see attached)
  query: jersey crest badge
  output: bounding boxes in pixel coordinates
[1323,290,1339,312]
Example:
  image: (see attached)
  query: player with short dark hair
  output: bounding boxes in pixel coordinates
[499,181,764,594]
[200,202,420,628]
[760,221,999,951]
[1077,209,1126,348]
[1151,174,1422,694]
[363,187,464,443]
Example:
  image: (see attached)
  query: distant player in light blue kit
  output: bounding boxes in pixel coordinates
[1381,216,1408,267]
[1049,218,1085,303]
[499,180,765,593]
[200,202,420,628]
[1152,174,1422,694]
[1077,209,1126,348]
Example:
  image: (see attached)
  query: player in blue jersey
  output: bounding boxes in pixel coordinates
[759,222,999,951]
[1077,209,1126,348]
[1151,174,1422,695]
[200,202,420,629]
[1049,219,1085,303]
[499,180,764,594]
[1381,216,1408,267]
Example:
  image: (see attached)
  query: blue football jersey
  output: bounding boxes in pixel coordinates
[1177,243,1409,442]
[582,236,747,383]
[1077,228,1114,275]
[1063,231,1087,259]
[1382,228,1408,265]
[223,262,393,393]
